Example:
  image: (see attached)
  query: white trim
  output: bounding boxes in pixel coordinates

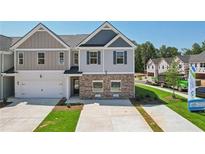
[0,51,13,54]
[17,70,64,73]
[2,53,4,72]
[18,52,24,65]
[92,80,104,93]
[73,51,79,65]
[83,72,134,74]
[1,73,16,77]
[133,48,135,73]
[77,47,133,50]
[15,48,69,51]
[37,52,45,65]
[0,76,3,99]
[110,80,121,92]
[102,49,105,72]
[11,23,70,50]
[89,51,98,64]
[116,51,125,65]
[79,50,81,71]
[65,74,82,77]
[58,51,65,65]
[104,34,120,47]
[14,49,16,72]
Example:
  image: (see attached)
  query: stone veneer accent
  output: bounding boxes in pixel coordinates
[79,74,135,99]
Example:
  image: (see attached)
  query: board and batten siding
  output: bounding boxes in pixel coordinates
[17,31,65,49]
[16,51,69,70]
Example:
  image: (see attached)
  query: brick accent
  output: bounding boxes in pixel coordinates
[79,74,135,99]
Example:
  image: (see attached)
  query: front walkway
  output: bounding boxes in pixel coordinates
[142,104,203,132]
[0,98,59,132]
[76,99,152,132]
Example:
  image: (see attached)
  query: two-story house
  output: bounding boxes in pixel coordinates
[3,21,135,99]
[0,35,14,101]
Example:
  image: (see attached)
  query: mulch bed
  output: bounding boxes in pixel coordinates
[53,97,83,111]
[0,101,12,108]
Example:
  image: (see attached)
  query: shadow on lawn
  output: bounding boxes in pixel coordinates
[135,86,187,106]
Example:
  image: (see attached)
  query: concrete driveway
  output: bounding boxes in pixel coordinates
[0,98,59,132]
[76,99,152,132]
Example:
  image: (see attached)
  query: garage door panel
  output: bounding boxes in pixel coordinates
[20,80,63,98]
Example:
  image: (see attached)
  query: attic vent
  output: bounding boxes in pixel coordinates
[37,27,45,31]
[103,25,110,29]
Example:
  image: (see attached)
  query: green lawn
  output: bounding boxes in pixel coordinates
[136,84,205,131]
[34,110,81,132]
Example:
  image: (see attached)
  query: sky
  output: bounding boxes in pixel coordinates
[1,21,205,51]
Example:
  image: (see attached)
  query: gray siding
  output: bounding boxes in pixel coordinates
[3,54,14,72]
[79,49,103,72]
[18,31,65,49]
[84,30,117,46]
[3,77,14,99]
[79,49,134,73]
[16,51,69,70]
[108,37,131,47]
[104,49,134,72]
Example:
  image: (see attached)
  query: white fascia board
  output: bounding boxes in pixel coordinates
[82,72,134,75]
[0,51,13,54]
[16,70,65,73]
[11,23,70,50]
[77,47,133,50]
[1,73,16,77]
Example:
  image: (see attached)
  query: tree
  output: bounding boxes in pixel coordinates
[135,46,144,72]
[140,41,157,72]
[158,45,180,58]
[165,61,180,98]
[184,42,203,55]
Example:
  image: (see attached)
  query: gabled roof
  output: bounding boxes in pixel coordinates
[78,21,136,47]
[176,55,190,63]
[10,23,70,49]
[0,35,12,51]
[163,57,173,65]
[189,51,205,63]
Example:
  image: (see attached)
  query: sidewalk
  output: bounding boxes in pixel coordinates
[142,103,203,132]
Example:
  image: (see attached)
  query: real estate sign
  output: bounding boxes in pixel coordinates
[188,65,205,111]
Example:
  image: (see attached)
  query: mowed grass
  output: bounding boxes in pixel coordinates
[136,84,205,131]
[34,110,81,132]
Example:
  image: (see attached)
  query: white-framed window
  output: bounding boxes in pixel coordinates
[59,52,64,64]
[74,52,78,65]
[179,64,182,69]
[90,52,98,64]
[92,80,103,92]
[200,63,205,68]
[18,52,24,65]
[152,65,154,69]
[116,52,124,64]
[38,52,45,64]
[162,65,164,69]
[111,80,121,92]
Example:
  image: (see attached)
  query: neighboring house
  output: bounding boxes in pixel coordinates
[147,55,190,79]
[189,51,205,86]
[146,58,161,77]
[2,21,136,99]
[0,35,14,101]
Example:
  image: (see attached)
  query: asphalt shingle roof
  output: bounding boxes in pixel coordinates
[189,51,205,63]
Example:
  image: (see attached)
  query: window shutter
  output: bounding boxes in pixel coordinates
[124,51,127,64]
[113,51,116,64]
[87,51,90,64]
[97,51,101,65]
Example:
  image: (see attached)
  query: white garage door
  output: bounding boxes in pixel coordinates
[20,80,63,98]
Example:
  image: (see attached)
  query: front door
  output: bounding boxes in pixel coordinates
[73,79,79,95]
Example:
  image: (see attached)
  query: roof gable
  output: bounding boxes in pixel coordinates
[108,37,132,47]
[78,21,135,47]
[11,23,70,49]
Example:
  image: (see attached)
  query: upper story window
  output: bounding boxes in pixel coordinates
[18,52,24,65]
[74,52,78,65]
[59,52,64,64]
[38,52,45,64]
[152,65,154,69]
[179,64,182,68]
[90,52,98,64]
[113,51,127,64]
[200,63,205,68]
[148,66,149,69]
[87,51,101,65]
[162,65,164,69]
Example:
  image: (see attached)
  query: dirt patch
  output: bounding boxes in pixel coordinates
[53,104,83,111]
